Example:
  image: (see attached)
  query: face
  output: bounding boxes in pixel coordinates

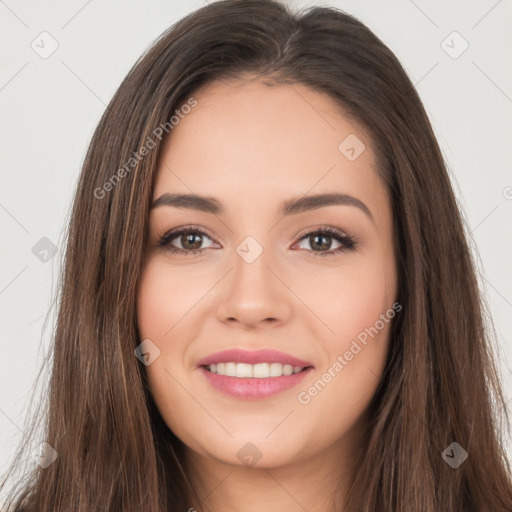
[136,77,398,470]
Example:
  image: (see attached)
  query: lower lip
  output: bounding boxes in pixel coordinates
[199,366,313,400]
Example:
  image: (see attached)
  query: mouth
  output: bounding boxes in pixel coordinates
[196,349,314,399]
[198,362,314,400]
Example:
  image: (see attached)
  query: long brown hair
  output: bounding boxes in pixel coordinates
[2,0,511,510]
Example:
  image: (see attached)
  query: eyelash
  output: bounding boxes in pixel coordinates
[157,224,358,258]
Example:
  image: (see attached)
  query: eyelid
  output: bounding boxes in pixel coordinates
[293,224,352,240]
[158,224,216,240]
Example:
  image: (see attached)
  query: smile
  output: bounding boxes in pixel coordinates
[199,364,313,400]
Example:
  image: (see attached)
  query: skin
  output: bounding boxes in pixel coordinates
[136,76,398,512]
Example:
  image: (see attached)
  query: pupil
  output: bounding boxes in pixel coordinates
[311,234,330,251]
[183,233,202,250]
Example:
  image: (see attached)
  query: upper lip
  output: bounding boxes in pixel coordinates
[196,349,314,368]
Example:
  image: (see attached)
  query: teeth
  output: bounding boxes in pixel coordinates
[225,362,237,377]
[236,363,253,378]
[253,363,270,378]
[269,362,283,377]
[206,362,305,378]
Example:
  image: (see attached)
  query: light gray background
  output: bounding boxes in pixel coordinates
[1,0,511,502]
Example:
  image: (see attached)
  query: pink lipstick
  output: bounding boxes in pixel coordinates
[197,349,314,400]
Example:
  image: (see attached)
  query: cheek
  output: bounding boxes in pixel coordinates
[296,255,394,411]
[136,257,206,340]
[136,261,199,442]
[296,291,394,443]
[340,268,391,341]
[136,259,200,380]
[136,261,184,397]
[137,259,169,336]
[334,262,394,376]
[299,254,394,346]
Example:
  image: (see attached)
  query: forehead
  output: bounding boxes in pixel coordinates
[153,78,387,219]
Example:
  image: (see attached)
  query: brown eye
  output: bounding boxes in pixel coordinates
[158,226,217,256]
[308,233,334,251]
[293,227,357,257]
[178,232,204,250]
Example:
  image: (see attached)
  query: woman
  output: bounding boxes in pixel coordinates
[2,0,511,510]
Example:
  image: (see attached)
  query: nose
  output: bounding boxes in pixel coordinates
[215,245,293,329]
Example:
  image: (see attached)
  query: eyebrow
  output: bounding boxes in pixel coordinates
[151,192,374,224]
